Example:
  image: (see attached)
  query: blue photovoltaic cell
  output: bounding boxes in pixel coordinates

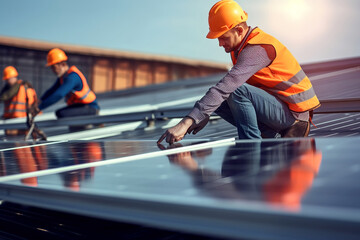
[0,56,359,240]
[0,140,204,180]
[5,137,360,209]
[0,137,359,239]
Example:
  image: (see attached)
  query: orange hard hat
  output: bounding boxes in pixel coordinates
[46,48,68,66]
[3,66,18,80]
[207,0,248,39]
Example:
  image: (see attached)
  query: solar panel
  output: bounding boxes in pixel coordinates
[0,60,359,239]
[0,137,359,239]
[0,139,233,183]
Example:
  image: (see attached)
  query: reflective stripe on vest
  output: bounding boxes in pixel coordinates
[3,80,36,119]
[5,109,27,113]
[79,89,91,100]
[231,28,320,113]
[59,66,96,106]
[8,101,26,105]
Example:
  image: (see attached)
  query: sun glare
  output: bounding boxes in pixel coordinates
[264,0,331,45]
[285,0,310,21]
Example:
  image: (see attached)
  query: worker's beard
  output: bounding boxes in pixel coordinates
[223,46,234,53]
[56,69,66,78]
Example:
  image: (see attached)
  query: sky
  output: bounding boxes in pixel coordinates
[0,0,359,64]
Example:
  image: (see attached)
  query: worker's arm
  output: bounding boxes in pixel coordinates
[38,73,82,110]
[40,80,59,102]
[187,45,273,124]
[0,83,20,102]
[158,45,273,144]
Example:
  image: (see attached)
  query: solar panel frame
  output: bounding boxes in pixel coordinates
[0,59,360,239]
[0,137,360,239]
[1,181,359,240]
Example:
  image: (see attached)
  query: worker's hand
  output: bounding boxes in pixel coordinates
[157,117,194,145]
[29,105,41,117]
[187,116,209,135]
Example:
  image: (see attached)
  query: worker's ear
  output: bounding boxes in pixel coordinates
[234,25,244,36]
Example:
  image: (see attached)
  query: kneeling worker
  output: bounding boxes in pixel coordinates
[158,0,320,144]
[1,66,38,135]
[35,48,99,130]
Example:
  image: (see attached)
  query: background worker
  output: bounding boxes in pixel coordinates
[0,66,38,135]
[158,0,320,144]
[35,48,99,129]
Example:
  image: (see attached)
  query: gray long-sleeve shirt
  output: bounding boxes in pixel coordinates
[187,41,308,124]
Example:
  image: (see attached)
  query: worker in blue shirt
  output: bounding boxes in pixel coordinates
[35,48,99,127]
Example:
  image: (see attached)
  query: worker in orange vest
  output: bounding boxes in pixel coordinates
[0,66,38,135]
[158,0,320,144]
[33,48,99,130]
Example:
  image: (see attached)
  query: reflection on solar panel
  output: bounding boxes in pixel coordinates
[0,58,359,239]
[0,137,360,239]
[0,140,232,183]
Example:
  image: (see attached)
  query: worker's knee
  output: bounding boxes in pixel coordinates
[55,109,64,118]
[55,105,98,119]
[232,83,252,99]
[55,108,67,118]
[228,84,252,108]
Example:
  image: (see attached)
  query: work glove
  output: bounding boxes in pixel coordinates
[187,116,210,135]
[29,104,41,117]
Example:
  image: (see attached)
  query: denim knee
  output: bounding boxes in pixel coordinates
[232,84,251,99]
[55,109,65,118]
[228,84,252,109]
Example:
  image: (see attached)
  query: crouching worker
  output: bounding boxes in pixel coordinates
[35,48,100,131]
[1,66,38,135]
[158,0,320,145]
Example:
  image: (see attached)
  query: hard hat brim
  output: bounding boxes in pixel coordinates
[46,59,67,67]
[2,77,17,80]
[206,30,228,39]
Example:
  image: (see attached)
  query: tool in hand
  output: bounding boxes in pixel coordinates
[24,85,47,142]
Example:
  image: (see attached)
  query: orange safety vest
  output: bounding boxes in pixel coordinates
[3,80,37,119]
[231,28,320,113]
[60,66,96,106]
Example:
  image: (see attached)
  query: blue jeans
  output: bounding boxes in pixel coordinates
[55,104,98,119]
[215,83,296,139]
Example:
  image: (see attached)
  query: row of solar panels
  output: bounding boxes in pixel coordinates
[0,137,360,239]
[0,57,359,239]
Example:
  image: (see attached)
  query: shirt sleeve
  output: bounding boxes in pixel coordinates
[187,45,272,124]
[40,80,59,101]
[38,72,83,110]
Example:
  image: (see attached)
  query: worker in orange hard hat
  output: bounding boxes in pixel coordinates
[33,48,99,131]
[1,66,39,135]
[158,0,320,144]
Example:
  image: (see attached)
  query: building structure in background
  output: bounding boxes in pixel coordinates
[0,36,228,95]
